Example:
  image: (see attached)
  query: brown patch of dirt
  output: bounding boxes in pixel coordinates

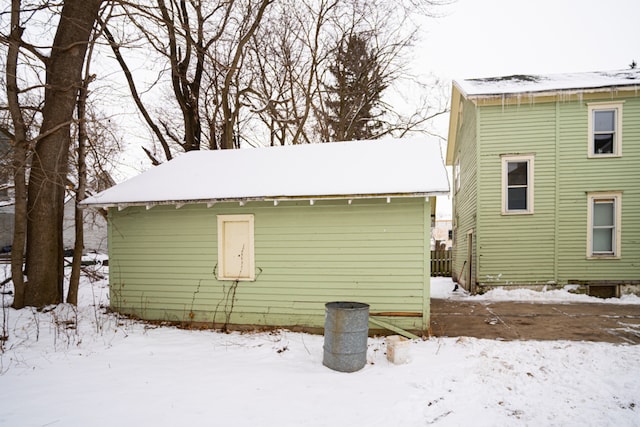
[430,299,640,344]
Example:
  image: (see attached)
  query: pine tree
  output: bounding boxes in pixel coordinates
[325,34,387,141]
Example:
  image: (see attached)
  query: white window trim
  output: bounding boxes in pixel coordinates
[501,154,534,215]
[217,214,256,281]
[587,102,623,158]
[587,192,622,259]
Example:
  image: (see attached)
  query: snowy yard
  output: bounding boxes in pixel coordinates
[0,261,639,426]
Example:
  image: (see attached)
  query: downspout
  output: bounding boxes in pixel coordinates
[474,105,481,291]
[554,100,560,283]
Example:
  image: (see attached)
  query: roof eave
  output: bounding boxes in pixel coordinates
[81,191,451,210]
[445,83,464,166]
[464,83,640,102]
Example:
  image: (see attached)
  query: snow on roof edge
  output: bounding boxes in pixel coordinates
[454,69,640,98]
[81,137,450,207]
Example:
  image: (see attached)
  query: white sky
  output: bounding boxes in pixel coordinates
[417,0,640,81]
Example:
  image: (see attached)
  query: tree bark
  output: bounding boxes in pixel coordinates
[24,0,103,307]
[67,76,91,306]
[6,0,28,309]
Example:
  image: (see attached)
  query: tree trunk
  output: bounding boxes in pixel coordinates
[67,77,91,305]
[6,0,28,309]
[24,0,103,307]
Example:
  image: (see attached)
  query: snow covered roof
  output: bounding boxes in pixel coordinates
[455,69,640,98]
[81,137,449,208]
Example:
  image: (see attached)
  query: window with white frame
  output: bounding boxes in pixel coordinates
[217,214,256,281]
[454,159,460,193]
[587,192,622,258]
[501,154,534,214]
[588,102,623,157]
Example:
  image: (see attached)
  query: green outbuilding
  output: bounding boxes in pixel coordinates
[82,138,449,334]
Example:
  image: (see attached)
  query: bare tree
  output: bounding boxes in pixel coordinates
[247,0,448,146]
[5,0,29,307]
[105,0,446,157]
[244,0,338,146]
[66,15,105,305]
[2,0,103,308]
[103,0,273,161]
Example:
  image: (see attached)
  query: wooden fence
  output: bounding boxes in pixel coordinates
[430,250,452,277]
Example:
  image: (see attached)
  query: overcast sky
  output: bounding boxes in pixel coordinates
[418,0,639,81]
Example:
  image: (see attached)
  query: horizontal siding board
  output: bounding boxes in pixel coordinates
[109,198,429,330]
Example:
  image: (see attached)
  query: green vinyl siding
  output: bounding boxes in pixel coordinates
[465,93,640,288]
[477,102,557,285]
[451,97,478,287]
[555,96,640,280]
[108,198,431,331]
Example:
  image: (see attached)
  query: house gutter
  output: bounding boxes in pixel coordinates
[80,191,450,210]
[462,85,640,105]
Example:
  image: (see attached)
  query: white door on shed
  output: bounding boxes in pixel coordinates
[217,214,255,281]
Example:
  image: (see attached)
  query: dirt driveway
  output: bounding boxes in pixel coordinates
[430,298,640,344]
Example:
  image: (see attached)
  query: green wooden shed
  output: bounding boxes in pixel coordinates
[82,138,449,334]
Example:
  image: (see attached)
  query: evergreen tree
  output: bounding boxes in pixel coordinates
[325,34,387,141]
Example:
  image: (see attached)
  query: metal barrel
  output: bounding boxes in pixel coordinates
[322,301,370,372]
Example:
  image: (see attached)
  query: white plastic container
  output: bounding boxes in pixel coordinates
[385,335,410,364]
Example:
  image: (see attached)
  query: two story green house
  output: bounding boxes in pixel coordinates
[446,69,640,297]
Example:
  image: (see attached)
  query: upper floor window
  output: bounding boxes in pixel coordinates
[588,102,623,157]
[454,159,460,193]
[587,192,622,258]
[501,154,534,215]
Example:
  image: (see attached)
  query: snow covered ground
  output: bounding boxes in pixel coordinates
[431,276,640,305]
[0,263,638,426]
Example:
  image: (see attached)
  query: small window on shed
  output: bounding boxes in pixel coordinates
[217,214,255,281]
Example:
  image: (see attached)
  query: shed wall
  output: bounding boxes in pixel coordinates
[108,198,430,331]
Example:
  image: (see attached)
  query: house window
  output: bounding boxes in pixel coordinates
[587,192,621,258]
[501,154,534,214]
[588,102,623,157]
[217,214,255,281]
